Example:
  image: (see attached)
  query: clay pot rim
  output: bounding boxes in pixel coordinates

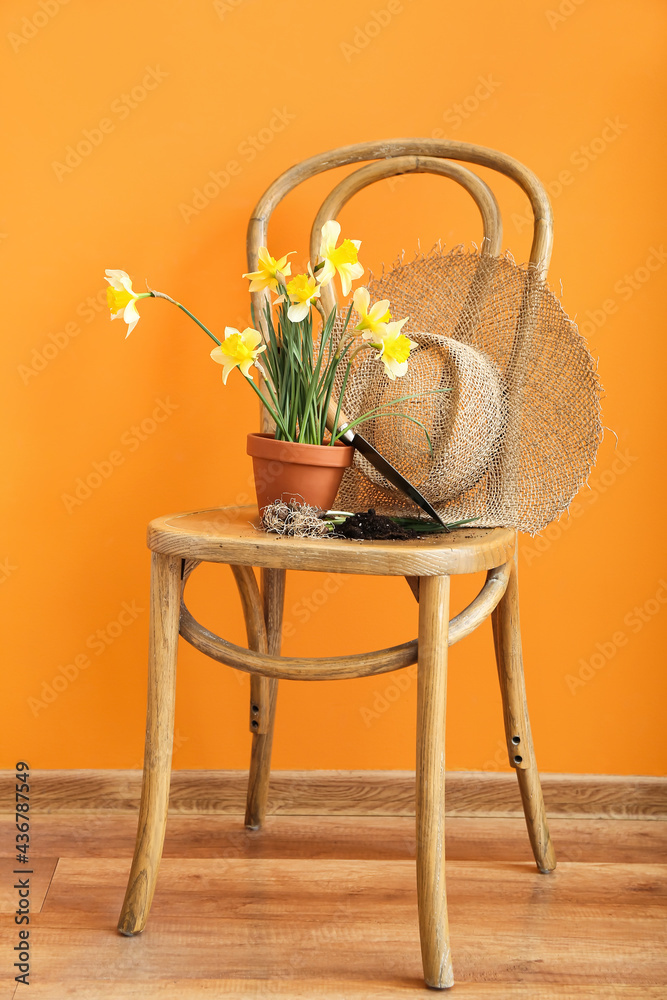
[247,432,354,468]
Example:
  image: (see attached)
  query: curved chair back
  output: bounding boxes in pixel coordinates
[246,138,553,429]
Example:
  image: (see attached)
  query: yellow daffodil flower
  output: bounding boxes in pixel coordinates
[284,269,321,323]
[210,326,266,384]
[317,220,363,297]
[105,269,151,337]
[352,286,392,340]
[242,247,294,293]
[373,320,417,381]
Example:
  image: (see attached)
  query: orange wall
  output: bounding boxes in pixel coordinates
[3,0,666,776]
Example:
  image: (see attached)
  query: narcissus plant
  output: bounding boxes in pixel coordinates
[107,222,437,445]
[210,328,266,384]
[105,269,152,336]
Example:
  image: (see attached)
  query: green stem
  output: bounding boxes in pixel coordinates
[150,290,221,346]
[243,374,290,438]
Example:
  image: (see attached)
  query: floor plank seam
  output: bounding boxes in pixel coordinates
[39,856,60,914]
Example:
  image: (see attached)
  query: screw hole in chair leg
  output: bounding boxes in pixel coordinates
[251,720,259,730]
[251,704,260,713]
[513,755,523,764]
[512,735,521,744]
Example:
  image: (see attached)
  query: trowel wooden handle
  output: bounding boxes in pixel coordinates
[326,397,355,443]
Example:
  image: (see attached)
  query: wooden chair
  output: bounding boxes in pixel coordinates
[117,139,557,990]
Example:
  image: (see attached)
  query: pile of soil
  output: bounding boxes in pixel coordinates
[335,509,427,541]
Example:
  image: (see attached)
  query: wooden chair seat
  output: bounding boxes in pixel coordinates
[163,507,516,684]
[118,139,560,990]
[149,505,516,575]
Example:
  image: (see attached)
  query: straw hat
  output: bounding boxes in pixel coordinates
[334,247,603,533]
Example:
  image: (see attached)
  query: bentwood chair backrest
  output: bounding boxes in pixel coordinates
[246,139,554,431]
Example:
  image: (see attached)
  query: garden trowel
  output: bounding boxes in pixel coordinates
[325,399,448,529]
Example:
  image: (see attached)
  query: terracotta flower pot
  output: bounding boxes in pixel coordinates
[247,433,354,512]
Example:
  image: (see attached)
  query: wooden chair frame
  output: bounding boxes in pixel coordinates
[118,139,557,990]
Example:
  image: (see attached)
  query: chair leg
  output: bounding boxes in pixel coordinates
[245,568,285,830]
[118,552,181,936]
[416,575,454,990]
[492,543,556,874]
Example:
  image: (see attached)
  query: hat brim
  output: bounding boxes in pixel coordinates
[333,248,603,534]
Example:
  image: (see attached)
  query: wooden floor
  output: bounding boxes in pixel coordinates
[1,811,665,998]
